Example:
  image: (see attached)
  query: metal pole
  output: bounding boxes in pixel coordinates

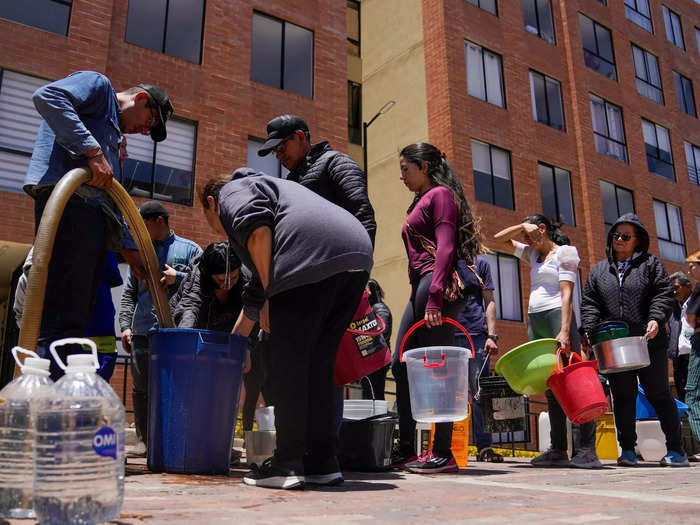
[362,121,368,174]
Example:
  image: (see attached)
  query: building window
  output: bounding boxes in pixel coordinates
[624,0,652,33]
[465,41,505,108]
[662,6,684,49]
[600,180,635,233]
[347,0,360,57]
[466,0,497,15]
[485,253,522,322]
[696,28,700,57]
[522,0,555,44]
[122,119,196,206]
[590,94,627,163]
[471,139,513,209]
[246,138,288,178]
[0,0,72,36]
[538,162,575,226]
[529,70,564,130]
[632,45,663,104]
[579,14,617,80]
[696,216,700,247]
[674,72,696,117]
[642,119,674,181]
[684,141,700,186]
[125,0,205,64]
[597,0,606,4]
[654,199,686,262]
[0,70,46,193]
[251,12,314,98]
[348,81,362,145]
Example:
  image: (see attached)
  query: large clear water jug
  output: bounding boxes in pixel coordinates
[34,338,125,525]
[0,348,53,518]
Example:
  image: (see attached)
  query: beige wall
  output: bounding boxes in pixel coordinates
[362,0,428,341]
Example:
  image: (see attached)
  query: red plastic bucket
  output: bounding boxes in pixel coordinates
[546,349,608,424]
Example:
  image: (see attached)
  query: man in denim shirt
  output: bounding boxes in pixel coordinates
[24,70,173,378]
[119,201,202,455]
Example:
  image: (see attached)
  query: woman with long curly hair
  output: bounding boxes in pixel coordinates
[391,142,480,473]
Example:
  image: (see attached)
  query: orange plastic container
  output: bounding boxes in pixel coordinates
[429,411,471,467]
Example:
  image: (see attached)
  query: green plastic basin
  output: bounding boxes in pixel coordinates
[494,338,558,395]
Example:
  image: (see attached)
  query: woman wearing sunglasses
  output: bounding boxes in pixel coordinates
[581,213,688,467]
[495,214,600,468]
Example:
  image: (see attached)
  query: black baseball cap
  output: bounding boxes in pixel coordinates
[137,83,173,143]
[139,201,169,219]
[257,114,309,156]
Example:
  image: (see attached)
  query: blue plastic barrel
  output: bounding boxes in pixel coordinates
[147,329,247,474]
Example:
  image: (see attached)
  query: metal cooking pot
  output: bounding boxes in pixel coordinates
[593,336,650,373]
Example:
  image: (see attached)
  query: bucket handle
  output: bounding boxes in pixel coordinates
[346,312,386,337]
[49,337,98,371]
[399,317,474,363]
[554,347,583,373]
[11,346,39,369]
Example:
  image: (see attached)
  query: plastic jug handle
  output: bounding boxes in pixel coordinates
[11,346,39,368]
[399,317,474,362]
[49,338,99,371]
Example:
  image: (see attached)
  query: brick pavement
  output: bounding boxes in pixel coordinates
[101,457,700,524]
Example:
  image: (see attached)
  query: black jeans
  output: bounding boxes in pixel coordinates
[607,343,684,453]
[34,192,107,380]
[130,335,150,443]
[242,348,265,431]
[265,271,367,470]
[391,272,465,457]
[672,354,690,403]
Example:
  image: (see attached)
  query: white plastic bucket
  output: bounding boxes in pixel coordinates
[343,400,388,420]
[399,318,473,423]
[255,406,275,431]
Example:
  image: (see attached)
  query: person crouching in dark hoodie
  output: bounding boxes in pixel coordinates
[200,169,372,490]
[581,213,688,467]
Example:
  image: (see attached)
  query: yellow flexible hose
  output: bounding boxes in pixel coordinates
[18,167,173,354]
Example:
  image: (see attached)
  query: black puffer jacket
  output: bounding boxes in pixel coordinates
[286,141,376,245]
[372,301,393,348]
[581,213,674,350]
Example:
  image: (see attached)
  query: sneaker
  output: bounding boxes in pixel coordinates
[617,450,637,467]
[391,445,418,468]
[127,440,147,458]
[531,448,569,467]
[660,450,690,467]
[569,448,602,469]
[243,458,305,489]
[406,451,459,473]
[304,456,344,486]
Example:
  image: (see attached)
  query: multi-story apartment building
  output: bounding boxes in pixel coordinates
[363,0,700,353]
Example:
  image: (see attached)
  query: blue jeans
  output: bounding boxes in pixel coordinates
[455,332,492,451]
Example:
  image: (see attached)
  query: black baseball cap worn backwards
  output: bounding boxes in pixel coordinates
[138,83,173,143]
[257,114,309,156]
[139,201,169,219]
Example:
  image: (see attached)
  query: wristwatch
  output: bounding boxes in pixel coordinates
[487,334,499,342]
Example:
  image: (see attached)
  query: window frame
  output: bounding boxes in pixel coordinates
[246,136,288,178]
[486,252,523,322]
[642,118,674,181]
[600,180,635,233]
[522,0,556,44]
[124,0,206,64]
[674,71,696,117]
[624,0,653,33]
[529,69,565,130]
[466,0,498,16]
[251,11,315,99]
[654,199,686,262]
[347,0,360,57]
[122,117,198,206]
[579,13,617,80]
[538,161,575,226]
[684,141,700,186]
[465,40,506,108]
[471,138,514,209]
[590,93,628,163]
[347,80,362,145]
[0,0,72,36]
[662,5,685,49]
[631,44,663,104]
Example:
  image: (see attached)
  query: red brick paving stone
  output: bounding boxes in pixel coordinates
[6,458,699,523]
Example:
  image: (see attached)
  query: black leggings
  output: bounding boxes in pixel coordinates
[391,272,465,457]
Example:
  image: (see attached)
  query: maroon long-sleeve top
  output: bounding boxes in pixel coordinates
[401,185,458,312]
